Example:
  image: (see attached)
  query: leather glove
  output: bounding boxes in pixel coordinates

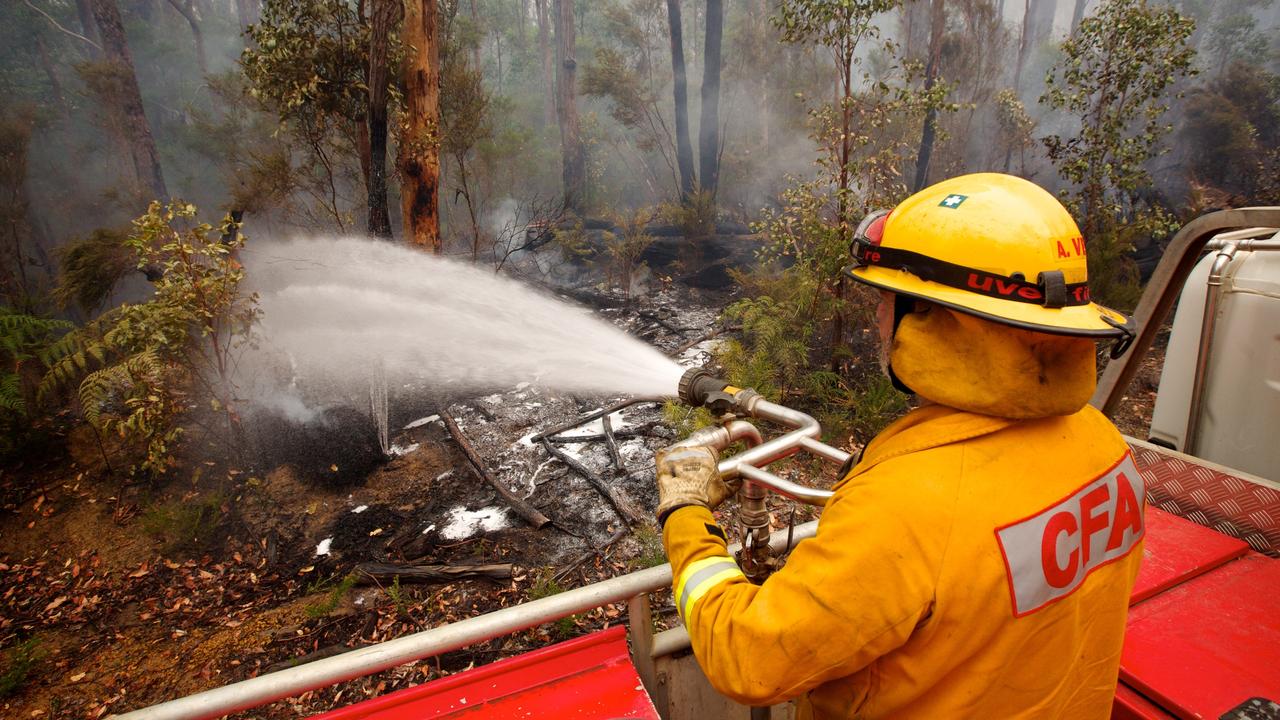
[655,445,735,525]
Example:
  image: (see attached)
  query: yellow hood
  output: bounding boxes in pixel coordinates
[890,305,1096,419]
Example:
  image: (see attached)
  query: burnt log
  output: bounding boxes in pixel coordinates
[441,410,552,530]
[353,562,513,585]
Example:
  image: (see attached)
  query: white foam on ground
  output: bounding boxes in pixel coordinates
[440,506,510,540]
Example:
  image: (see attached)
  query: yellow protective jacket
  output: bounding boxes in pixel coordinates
[663,403,1145,719]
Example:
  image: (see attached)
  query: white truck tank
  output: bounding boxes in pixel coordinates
[1149,231,1280,479]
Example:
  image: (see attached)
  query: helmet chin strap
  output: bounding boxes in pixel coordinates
[886,293,918,395]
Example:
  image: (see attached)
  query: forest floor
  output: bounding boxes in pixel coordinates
[0,281,1168,720]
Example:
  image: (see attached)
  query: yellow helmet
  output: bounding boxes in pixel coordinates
[844,173,1134,354]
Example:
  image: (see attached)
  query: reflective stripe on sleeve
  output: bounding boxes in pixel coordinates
[675,556,745,622]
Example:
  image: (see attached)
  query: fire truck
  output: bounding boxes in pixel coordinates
[114,207,1280,720]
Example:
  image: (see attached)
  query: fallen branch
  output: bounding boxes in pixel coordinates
[541,438,646,527]
[637,309,696,336]
[672,324,741,356]
[554,527,630,583]
[543,421,663,444]
[601,414,624,472]
[441,411,552,530]
[353,562,513,585]
[530,398,658,442]
[265,643,354,673]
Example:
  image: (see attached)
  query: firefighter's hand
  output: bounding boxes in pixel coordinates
[655,445,735,525]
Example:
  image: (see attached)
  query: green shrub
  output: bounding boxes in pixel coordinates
[0,638,44,699]
[40,201,259,475]
[141,493,225,552]
[304,573,359,618]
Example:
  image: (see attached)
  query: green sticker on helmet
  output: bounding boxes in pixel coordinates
[939,194,968,208]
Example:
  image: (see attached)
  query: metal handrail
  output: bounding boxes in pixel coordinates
[111,520,819,720]
[1092,207,1280,416]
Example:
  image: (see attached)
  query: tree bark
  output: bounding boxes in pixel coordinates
[400,0,442,252]
[534,0,556,126]
[89,0,168,204]
[698,0,723,200]
[163,0,207,76]
[553,0,586,212]
[666,0,696,200]
[366,0,397,239]
[74,0,101,56]
[1014,0,1055,94]
[912,0,946,192]
[1070,0,1087,34]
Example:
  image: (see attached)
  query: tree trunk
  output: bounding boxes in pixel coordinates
[535,0,555,126]
[666,0,696,200]
[698,0,723,200]
[1014,0,1055,93]
[234,0,259,29]
[900,0,931,60]
[34,35,68,115]
[163,0,207,76]
[1012,0,1031,94]
[89,0,168,204]
[469,0,482,73]
[553,0,585,212]
[400,0,442,252]
[366,0,397,239]
[74,0,101,56]
[912,0,946,192]
[1070,0,1087,34]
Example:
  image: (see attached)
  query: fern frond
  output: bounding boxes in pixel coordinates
[0,373,24,414]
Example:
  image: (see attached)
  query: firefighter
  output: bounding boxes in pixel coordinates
[655,173,1145,718]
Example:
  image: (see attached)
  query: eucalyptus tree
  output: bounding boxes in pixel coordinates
[1041,0,1196,306]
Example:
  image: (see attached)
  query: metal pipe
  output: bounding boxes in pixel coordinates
[738,464,833,506]
[798,435,852,465]
[1185,242,1238,455]
[723,419,764,448]
[716,393,824,479]
[113,565,674,720]
[115,519,821,720]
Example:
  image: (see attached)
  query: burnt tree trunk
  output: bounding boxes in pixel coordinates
[698,0,723,200]
[535,0,556,126]
[366,0,397,239]
[400,0,442,252]
[89,0,168,204]
[666,0,696,200]
[553,0,585,212]
[163,0,207,76]
[912,0,946,192]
